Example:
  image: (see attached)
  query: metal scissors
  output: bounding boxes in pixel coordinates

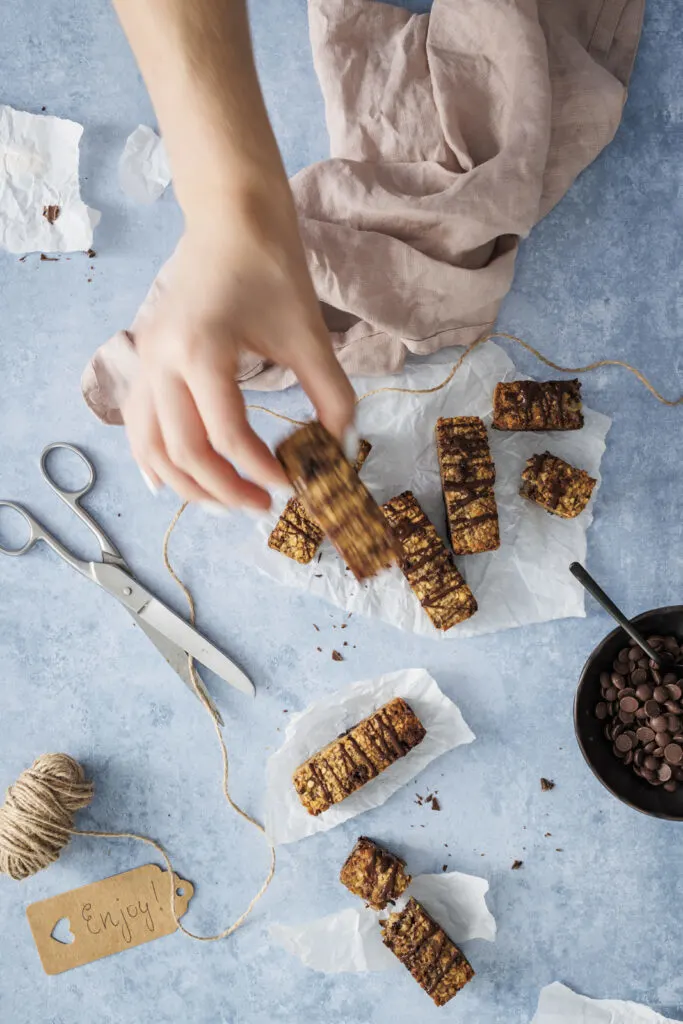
[0,442,254,722]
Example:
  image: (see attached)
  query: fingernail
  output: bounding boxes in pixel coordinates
[198,501,231,518]
[343,424,360,462]
[140,469,161,496]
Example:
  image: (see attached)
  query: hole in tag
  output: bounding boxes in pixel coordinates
[50,918,75,945]
[176,887,185,897]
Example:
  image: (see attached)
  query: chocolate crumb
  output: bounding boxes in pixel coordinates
[316,646,322,652]
[87,278,92,283]
[540,778,555,792]
[40,253,59,261]
[86,249,97,258]
[555,848,563,852]
[341,623,347,629]
[511,860,523,870]
[544,832,552,837]
[332,650,343,661]
[42,204,60,224]
[41,105,46,111]
[442,865,447,872]
[431,797,441,811]
[313,624,320,631]
[314,574,323,578]
[317,552,322,563]
[18,255,27,262]
[283,710,288,713]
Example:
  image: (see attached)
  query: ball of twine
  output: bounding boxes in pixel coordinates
[0,754,93,881]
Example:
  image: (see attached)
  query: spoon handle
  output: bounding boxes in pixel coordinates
[569,562,662,666]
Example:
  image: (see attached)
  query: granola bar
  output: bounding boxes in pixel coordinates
[268,440,372,564]
[275,423,399,580]
[339,837,411,910]
[520,451,596,519]
[293,697,426,816]
[492,379,583,431]
[435,417,500,555]
[381,898,475,1007]
[382,491,477,630]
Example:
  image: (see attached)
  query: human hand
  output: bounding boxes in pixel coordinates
[122,194,356,511]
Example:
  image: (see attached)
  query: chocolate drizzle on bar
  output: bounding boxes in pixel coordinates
[339,837,411,910]
[492,379,583,431]
[435,417,500,555]
[381,898,475,1006]
[519,451,596,519]
[382,491,477,630]
[293,698,426,816]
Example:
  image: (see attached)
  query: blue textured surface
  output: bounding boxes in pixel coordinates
[1,2,682,1022]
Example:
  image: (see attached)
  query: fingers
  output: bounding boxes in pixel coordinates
[288,330,357,441]
[185,363,286,490]
[151,373,271,510]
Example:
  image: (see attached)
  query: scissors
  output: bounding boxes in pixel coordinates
[0,442,255,722]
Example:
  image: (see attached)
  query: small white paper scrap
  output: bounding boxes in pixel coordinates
[270,870,495,974]
[248,342,611,639]
[0,105,100,253]
[118,125,171,204]
[532,982,682,1023]
[264,668,475,845]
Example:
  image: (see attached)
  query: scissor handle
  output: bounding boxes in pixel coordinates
[0,500,91,576]
[40,443,123,563]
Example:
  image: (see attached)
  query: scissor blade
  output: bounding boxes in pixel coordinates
[130,613,224,725]
[139,600,255,697]
[91,561,255,697]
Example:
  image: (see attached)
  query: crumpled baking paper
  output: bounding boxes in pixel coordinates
[248,342,611,639]
[0,104,100,253]
[264,668,474,845]
[118,125,171,204]
[532,982,682,1023]
[270,869,495,973]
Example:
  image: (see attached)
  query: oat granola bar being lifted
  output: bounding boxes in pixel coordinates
[435,417,499,555]
[382,491,477,630]
[268,440,372,564]
[339,837,411,910]
[381,897,475,1006]
[275,423,399,580]
[492,379,583,431]
[292,697,426,816]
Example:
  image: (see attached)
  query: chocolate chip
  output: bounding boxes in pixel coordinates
[636,707,648,720]
[667,714,681,733]
[665,743,683,765]
[658,763,673,783]
[643,741,657,753]
[540,778,555,791]
[511,860,523,870]
[614,734,633,753]
[617,647,630,663]
[653,747,665,757]
[604,687,618,702]
[595,702,608,720]
[618,711,636,725]
[628,647,642,662]
[636,727,655,745]
[650,716,669,733]
[619,696,639,714]
[613,660,629,675]
[632,671,649,689]
[600,671,612,687]
[331,650,343,661]
[665,701,682,714]
[634,748,645,767]
[611,673,626,689]
[644,755,660,771]
[644,700,661,718]
[655,732,672,749]
[654,686,670,703]
[663,673,679,686]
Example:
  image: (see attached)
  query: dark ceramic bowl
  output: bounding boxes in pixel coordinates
[574,606,683,819]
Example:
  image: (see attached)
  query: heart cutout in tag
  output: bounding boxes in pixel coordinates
[50,918,75,945]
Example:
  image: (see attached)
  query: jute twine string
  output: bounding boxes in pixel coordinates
[0,330,679,935]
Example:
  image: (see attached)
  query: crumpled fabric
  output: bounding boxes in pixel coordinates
[82,0,644,424]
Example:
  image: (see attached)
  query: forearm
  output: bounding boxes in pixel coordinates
[113,0,292,229]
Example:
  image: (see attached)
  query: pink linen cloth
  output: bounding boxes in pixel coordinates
[82,0,644,424]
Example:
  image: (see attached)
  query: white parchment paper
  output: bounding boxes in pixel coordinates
[0,105,100,253]
[532,983,682,1023]
[248,343,611,639]
[118,125,171,204]
[264,668,474,845]
[270,869,495,973]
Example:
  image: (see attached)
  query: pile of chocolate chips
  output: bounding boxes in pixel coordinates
[595,634,683,791]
